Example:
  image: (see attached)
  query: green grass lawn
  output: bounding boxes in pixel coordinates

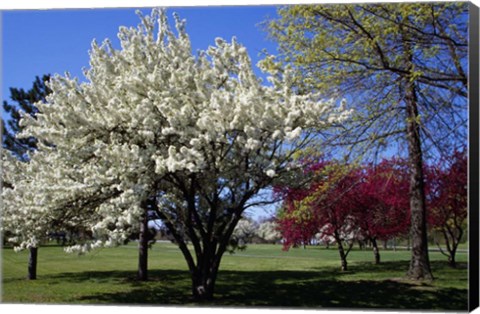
[1,242,468,310]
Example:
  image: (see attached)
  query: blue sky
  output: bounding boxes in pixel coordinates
[2,5,280,105]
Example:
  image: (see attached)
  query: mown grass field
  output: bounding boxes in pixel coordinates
[1,242,469,310]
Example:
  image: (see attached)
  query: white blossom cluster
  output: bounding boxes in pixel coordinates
[231,219,282,246]
[256,221,282,243]
[2,9,351,252]
[232,219,258,240]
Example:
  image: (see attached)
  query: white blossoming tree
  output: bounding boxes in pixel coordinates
[2,9,351,300]
[257,220,282,244]
[231,218,258,249]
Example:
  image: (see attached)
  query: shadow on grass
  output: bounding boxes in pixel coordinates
[43,260,468,310]
[213,268,467,310]
[356,259,467,272]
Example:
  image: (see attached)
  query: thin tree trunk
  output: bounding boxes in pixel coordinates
[448,253,456,268]
[358,240,365,250]
[372,238,381,264]
[335,237,348,271]
[137,208,149,281]
[28,247,38,280]
[443,228,459,268]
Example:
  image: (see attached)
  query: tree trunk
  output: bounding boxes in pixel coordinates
[358,240,365,250]
[137,209,149,281]
[401,25,433,281]
[372,238,381,264]
[28,247,38,280]
[191,266,217,301]
[336,239,348,271]
[404,77,433,281]
[444,230,458,268]
[448,253,456,268]
[191,249,221,301]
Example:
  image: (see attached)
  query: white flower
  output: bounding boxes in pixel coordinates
[245,138,261,151]
[266,169,276,178]
[285,127,302,141]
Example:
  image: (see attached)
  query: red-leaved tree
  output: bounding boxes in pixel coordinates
[275,161,325,250]
[276,161,362,271]
[354,159,411,264]
[276,158,414,270]
[426,150,467,267]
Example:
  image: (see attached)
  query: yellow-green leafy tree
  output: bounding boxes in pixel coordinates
[267,2,468,280]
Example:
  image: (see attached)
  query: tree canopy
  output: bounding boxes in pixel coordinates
[276,158,411,269]
[267,2,467,160]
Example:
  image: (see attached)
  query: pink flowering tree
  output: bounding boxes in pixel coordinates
[276,161,362,271]
[354,159,411,264]
[426,150,467,267]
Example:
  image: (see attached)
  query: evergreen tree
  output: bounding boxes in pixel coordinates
[2,74,52,160]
